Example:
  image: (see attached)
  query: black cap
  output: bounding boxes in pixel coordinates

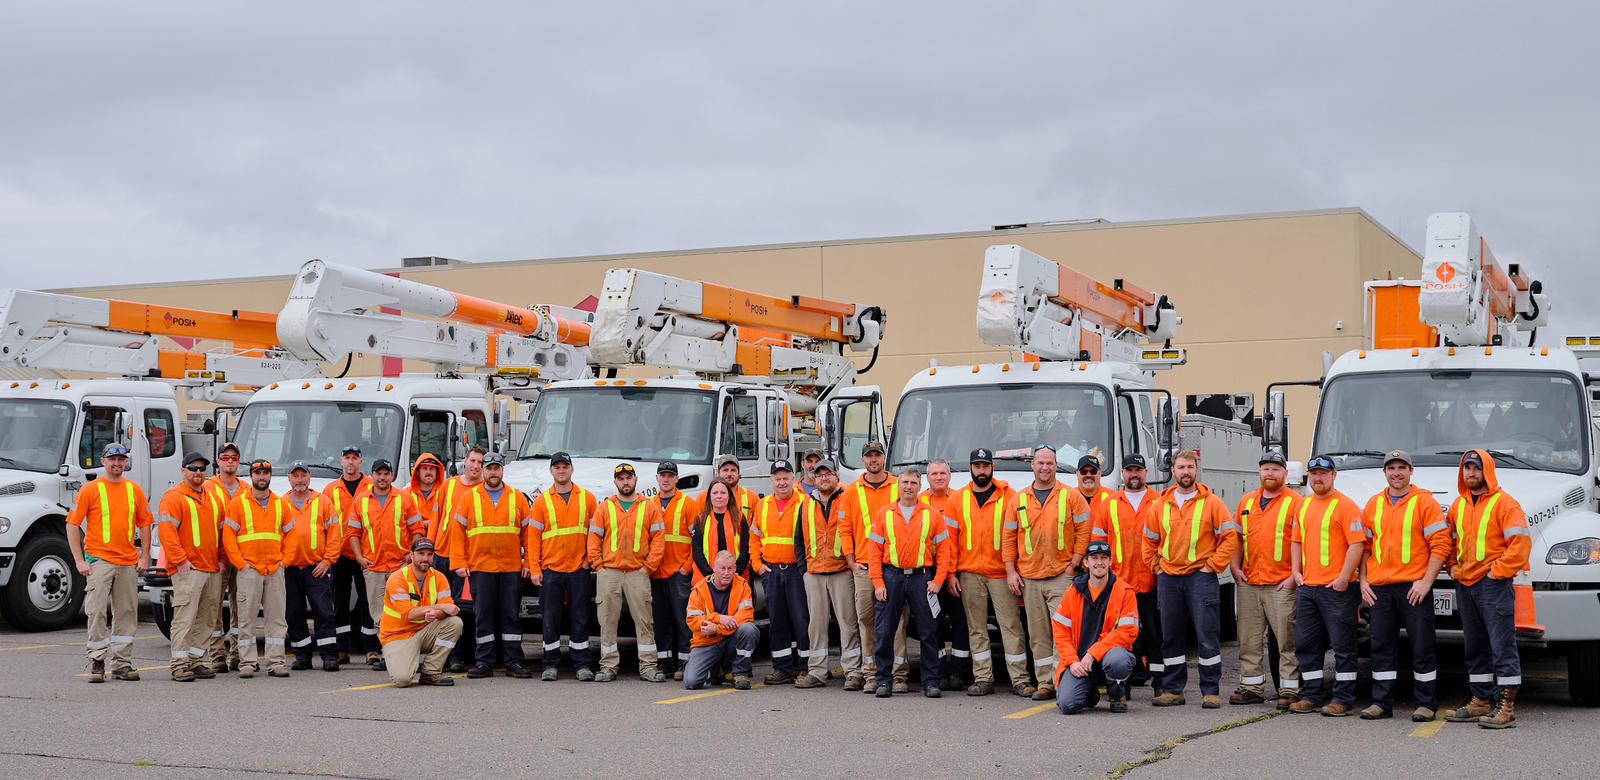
[614,462,636,477]
[549,451,572,466]
[483,452,505,467]
[341,445,362,456]
[1259,449,1287,467]
[182,452,209,467]
[1086,540,1112,557]
[657,460,679,475]
[371,459,394,473]
[1307,454,1336,472]
[770,459,794,475]
[288,461,310,474]
[247,458,273,473]
[218,442,240,456]
[411,537,435,553]
[813,459,837,474]
[861,441,886,456]
[1077,455,1101,473]
[969,447,994,465]
[1123,453,1147,470]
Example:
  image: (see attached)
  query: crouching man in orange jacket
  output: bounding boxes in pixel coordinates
[682,550,758,690]
[1053,540,1141,714]
[380,537,462,687]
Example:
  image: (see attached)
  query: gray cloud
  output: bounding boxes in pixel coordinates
[1,1,1596,330]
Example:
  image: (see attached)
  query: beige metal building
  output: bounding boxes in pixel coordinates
[56,207,1421,458]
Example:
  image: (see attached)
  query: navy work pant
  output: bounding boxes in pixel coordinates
[765,565,810,676]
[333,557,378,654]
[1134,590,1162,681]
[540,568,595,670]
[1294,584,1359,708]
[284,565,338,663]
[650,573,693,672]
[683,623,758,689]
[1058,647,1136,714]
[1368,582,1438,710]
[938,588,971,683]
[874,567,939,689]
[1157,571,1222,696]
[470,571,524,668]
[1459,576,1521,700]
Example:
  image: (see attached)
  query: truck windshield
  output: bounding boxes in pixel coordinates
[233,401,403,475]
[1314,370,1588,474]
[519,386,716,464]
[0,399,74,473]
[889,383,1113,468]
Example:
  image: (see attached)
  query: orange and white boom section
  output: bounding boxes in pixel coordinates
[0,288,320,386]
[276,259,593,381]
[975,244,1181,366]
[589,268,886,388]
[1418,212,1549,347]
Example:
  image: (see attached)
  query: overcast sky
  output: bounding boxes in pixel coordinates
[4,2,1597,330]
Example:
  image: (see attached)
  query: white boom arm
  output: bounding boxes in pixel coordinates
[276,260,592,381]
[1418,212,1549,347]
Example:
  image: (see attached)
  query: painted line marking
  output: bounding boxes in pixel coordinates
[2,634,164,653]
[1004,703,1057,720]
[322,673,466,693]
[657,684,766,704]
[73,664,167,677]
[1410,718,1447,738]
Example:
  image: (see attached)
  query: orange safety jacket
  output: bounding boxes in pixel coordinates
[866,502,955,590]
[378,564,455,645]
[449,483,530,573]
[1091,487,1159,593]
[68,478,153,567]
[1362,485,1452,586]
[588,496,666,572]
[802,489,853,575]
[839,475,900,562]
[751,493,818,571]
[281,491,342,568]
[943,480,1017,579]
[426,476,479,558]
[157,483,223,573]
[1234,489,1302,587]
[1448,450,1532,586]
[686,574,755,649]
[1004,483,1091,580]
[652,492,699,578]
[527,484,598,573]
[1292,490,1365,586]
[223,492,294,575]
[1051,574,1141,685]
[322,474,372,560]
[1142,483,1238,576]
[346,489,425,573]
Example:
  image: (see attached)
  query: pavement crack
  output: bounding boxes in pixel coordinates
[305,713,445,725]
[1105,710,1283,779]
[0,751,389,779]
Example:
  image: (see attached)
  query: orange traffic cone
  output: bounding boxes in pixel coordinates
[1513,574,1543,636]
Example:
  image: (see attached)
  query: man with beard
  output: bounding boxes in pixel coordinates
[451,452,534,679]
[379,537,463,687]
[203,442,247,673]
[1003,446,1091,702]
[158,453,224,682]
[843,441,909,691]
[221,460,293,679]
[1052,540,1141,714]
[920,459,970,692]
[799,459,861,689]
[281,462,343,671]
[1229,450,1302,708]
[949,448,1025,696]
[1287,455,1365,716]
[1091,454,1162,686]
[707,454,760,515]
[347,459,425,672]
[425,448,481,671]
[650,461,698,681]
[1144,450,1237,708]
[590,463,668,682]
[323,445,373,665]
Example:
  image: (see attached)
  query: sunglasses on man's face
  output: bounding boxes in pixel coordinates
[1078,468,1099,475]
[184,466,207,473]
[218,455,240,461]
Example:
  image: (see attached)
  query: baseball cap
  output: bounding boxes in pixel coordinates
[1259,449,1287,467]
[1077,455,1101,473]
[371,459,395,473]
[218,442,240,456]
[1384,450,1414,467]
[101,443,131,459]
[1086,540,1112,557]
[247,458,273,473]
[483,452,505,467]
[411,537,435,553]
[1307,454,1336,472]
[1462,450,1484,467]
[715,454,740,469]
[813,459,837,474]
[182,452,209,468]
[802,448,823,461]
[1123,453,1147,470]
[657,460,679,475]
[861,441,886,456]
[770,459,794,474]
[614,462,636,477]
[288,461,310,474]
[969,447,994,465]
[549,451,572,466]
[341,445,362,455]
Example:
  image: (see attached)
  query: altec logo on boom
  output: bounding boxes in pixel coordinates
[500,309,525,327]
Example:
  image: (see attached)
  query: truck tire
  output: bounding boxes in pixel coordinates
[0,533,85,632]
[152,589,174,640]
[1568,640,1600,707]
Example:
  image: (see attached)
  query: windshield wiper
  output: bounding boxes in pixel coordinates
[1430,449,1539,470]
[891,459,928,468]
[0,456,24,468]
[304,463,342,476]
[1318,450,1387,459]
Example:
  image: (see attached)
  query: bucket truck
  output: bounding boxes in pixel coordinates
[1266,212,1600,704]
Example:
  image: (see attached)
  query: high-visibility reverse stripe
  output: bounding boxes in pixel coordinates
[95,481,138,545]
[240,497,285,544]
[542,486,590,539]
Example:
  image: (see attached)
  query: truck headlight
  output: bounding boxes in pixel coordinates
[1547,538,1600,565]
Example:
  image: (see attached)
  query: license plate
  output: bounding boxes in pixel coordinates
[1433,590,1456,616]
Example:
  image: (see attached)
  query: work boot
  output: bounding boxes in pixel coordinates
[238,665,257,679]
[941,674,965,692]
[1478,690,1517,729]
[291,657,312,671]
[1110,697,1129,713]
[844,673,864,691]
[733,676,752,690]
[1152,692,1186,707]
[337,651,351,664]
[1360,704,1392,720]
[875,683,892,698]
[1013,681,1036,698]
[172,667,196,683]
[594,669,616,682]
[1229,687,1265,705]
[1320,703,1352,717]
[211,661,230,675]
[1202,695,1222,709]
[1288,699,1319,714]
[794,674,825,689]
[369,657,387,672]
[763,671,795,685]
[112,667,141,681]
[321,657,340,672]
[541,668,559,682]
[466,664,494,679]
[1412,706,1437,723]
[967,681,995,696]
[267,665,291,678]
[924,685,942,698]
[192,664,215,680]
[892,679,911,695]
[419,673,454,686]
[507,662,534,679]
[87,660,106,683]
[1032,685,1055,702]
[228,657,240,672]
[640,670,666,683]
[576,668,596,682]
[1445,698,1493,722]
[1275,693,1295,711]
[445,660,467,674]
[674,669,684,682]
[1085,688,1101,710]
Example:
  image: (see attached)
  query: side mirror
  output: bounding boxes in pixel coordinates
[1265,391,1288,453]
[766,442,787,462]
[1157,398,1177,450]
[58,464,70,477]
[113,410,131,449]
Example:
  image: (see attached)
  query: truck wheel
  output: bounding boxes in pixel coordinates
[0,534,84,631]
[1568,641,1600,707]
[152,590,174,640]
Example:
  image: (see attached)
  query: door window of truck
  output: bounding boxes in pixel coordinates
[720,395,758,460]
[144,408,176,459]
[77,407,122,469]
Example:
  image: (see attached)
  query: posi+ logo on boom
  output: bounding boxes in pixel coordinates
[163,311,198,328]
[745,298,769,316]
[1435,264,1456,283]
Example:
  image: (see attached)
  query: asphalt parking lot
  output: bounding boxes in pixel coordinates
[2,612,1596,779]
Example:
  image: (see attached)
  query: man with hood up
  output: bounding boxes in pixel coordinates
[1443,450,1531,729]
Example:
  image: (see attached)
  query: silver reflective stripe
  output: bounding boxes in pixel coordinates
[1334,671,1358,681]
[649,524,665,532]
[335,625,351,634]
[171,650,190,659]
[1163,655,1187,666]
[1239,674,1265,685]
[1051,613,1072,628]
[945,518,960,529]
[1004,652,1029,663]
[738,600,753,610]
[476,635,495,644]
[1147,663,1165,672]
[290,637,312,648]
[1469,673,1493,683]
[502,633,523,641]
[931,531,949,544]
[589,525,605,535]
[1217,522,1239,533]
[950,649,970,658]
[894,656,908,664]
[110,635,136,644]
[771,647,793,658]
[1414,669,1437,681]
[971,650,992,662]
[437,590,452,601]
[1422,521,1448,537]
[1197,655,1221,666]
[568,641,590,650]
[316,637,338,646]
[1092,528,1108,537]
[1497,675,1522,685]
[1073,512,1089,524]
[659,651,674,660]
[436,639,456,649]
[263,637,285,647]
[637,643,657,652]
[1503,527,1529,538]
[840,649,861,659]
[1278,678,1300,689]
[1033,656,1057,669]
[544,642,562,651]
[736,648,754,657]
[601,643,619,655]
[212,631,226,638]
[1004,522,1019,530]
[524,520,543,529]
[1116,616,1139,628]
[1371,670,1398,680]
[159,514,181,527]
[188,646,206,657]
[224,520,241,531]
[1144,528,1161,540]
[687,609,705,616]
[868,534,885,544]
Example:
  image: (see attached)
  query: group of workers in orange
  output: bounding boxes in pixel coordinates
[64,436,1530,728]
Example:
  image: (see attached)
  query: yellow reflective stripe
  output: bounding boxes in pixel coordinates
[184,495,202,547]
[606,502,643,554]
[1475,494,1501,562]
[1453,498,1468,562]
[1399,495,1418,564]
[1239,497,1250,562]
[541,487,590,539]
[1018,498,1032,556]
[1299,499,1339,568]
[1056,491,1068,552]
[1273,496,1291,563]
[664,497,691,544]
[758,497,803,547]
[961,491,974,552]
[1108,497,1123,563]
[806,498,819,558]
[1160,503,1173,560]
[94,481,137,545]
[239,498,284,544]
[309,499,321,552]
[1187,499,1204,562]
[383,606,405,620]
[469,488,522,536]
[883,507,934,568]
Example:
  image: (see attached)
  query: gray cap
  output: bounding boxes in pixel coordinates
[715,454,740,469]
[1384,450,1413,467]
[288,461,310,474]
[483,452,506,466]
[1258,449,1287,467]
[812,458,837,474]
[102,442,131,459]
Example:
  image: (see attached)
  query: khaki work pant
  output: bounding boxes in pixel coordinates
[852,568,907,681]
[168,568,221,673]
[84,560,139,669]
[234,567,287,670]
[383,615,464,686]
[960,572,1029,686]
[804,570,861,679]
[1023,572,1073,688]
[207,564,239,666]
[597,568,658,676]
[363,570,395,660]
[1236,579,1300,696]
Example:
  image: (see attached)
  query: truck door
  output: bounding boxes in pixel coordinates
[717,389,762,487]
[825,385,884,483]
[1115,388,1175,486]
[139,402,183,507]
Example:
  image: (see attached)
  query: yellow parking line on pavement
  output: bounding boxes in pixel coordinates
[322,673,466,693]
[1409,718,1447,739]
[73,664,167,677]
[657,684,766,704]
[1004,703,1057,720]
[2,634,164,653]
